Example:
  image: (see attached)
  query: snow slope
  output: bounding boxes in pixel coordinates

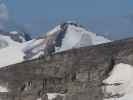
[0,37,48,67]
[0,31,32,67]
[0,34,21,49]
[0,45,24,67]
[103,63,133,100]
[47,21,111,52]
[23,38,47,60]
[0,22,111,68]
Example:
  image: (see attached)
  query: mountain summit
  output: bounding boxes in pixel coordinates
[46,21,111,52]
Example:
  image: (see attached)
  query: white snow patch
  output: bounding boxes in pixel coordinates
[92,35,111,45]
[0,37,48,67]
[0,85,8,92]
[0,45,24,67]
[0,34,21,49]
[103,63,133,100]
[58,25,84,51]
[56,24,111,52]
[0,34,25,67]
[47,93,64,100]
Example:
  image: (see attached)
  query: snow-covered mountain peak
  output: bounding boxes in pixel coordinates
[0,22,111,67]
[46,21,111,52]
[60,21,84,29]
[46,21,84,36]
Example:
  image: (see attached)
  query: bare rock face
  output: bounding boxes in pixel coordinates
[0,37,133,100]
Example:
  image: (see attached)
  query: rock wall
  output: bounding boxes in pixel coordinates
[0,37,133,100]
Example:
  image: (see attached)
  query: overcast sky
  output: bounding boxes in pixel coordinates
[1,0,133,40]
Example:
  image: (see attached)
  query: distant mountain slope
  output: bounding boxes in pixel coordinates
[0,22,111,67]
[0,31,31,49]
[0,31,31,67]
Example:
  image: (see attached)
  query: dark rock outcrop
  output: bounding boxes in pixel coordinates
[0,37,133,100]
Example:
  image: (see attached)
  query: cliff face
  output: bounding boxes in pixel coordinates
[0,37,133,100]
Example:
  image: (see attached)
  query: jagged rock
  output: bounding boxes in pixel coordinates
[0,37,133,100]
